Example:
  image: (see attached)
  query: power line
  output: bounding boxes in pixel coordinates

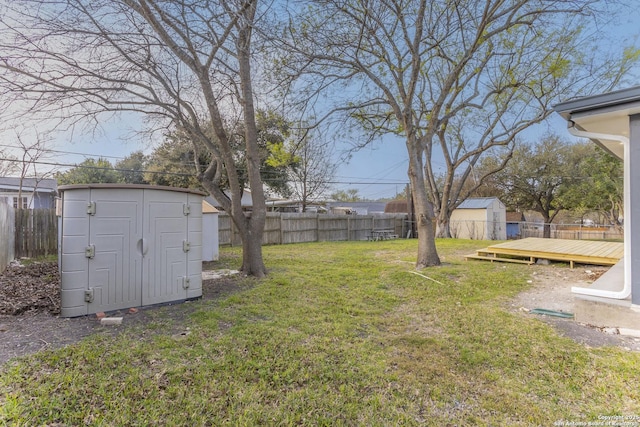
[0,143,129,161]
[0,157,411,185]
[1,143,412,186]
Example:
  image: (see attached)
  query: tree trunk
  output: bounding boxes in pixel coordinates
[435,211,452,238]
[239,213,267,278]
[408,152,440,268]
[235,0,267,278]
[541,212,552,238]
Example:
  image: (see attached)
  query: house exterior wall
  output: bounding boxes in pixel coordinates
[630,114,640,305]
[0,191,56,209]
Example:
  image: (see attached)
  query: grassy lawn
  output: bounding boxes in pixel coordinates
[1,239,639,425]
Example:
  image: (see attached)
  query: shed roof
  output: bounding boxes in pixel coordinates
[457,197,502,209]
[58,183,207,196]
[202,200,219,213]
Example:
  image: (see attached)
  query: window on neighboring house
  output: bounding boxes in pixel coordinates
[13,197,28,209]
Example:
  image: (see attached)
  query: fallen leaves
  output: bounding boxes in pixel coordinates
[0,262,60,315]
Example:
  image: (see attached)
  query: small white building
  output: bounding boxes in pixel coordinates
[202,199,219,262]
[450,197,507,240]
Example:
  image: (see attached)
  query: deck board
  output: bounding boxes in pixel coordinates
[465,238,623,267]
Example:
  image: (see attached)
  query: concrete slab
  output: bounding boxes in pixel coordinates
[573,259,640,328]
[202,269,240,280]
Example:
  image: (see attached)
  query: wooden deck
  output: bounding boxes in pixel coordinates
[465,237,624,268]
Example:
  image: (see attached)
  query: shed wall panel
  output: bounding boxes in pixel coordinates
[60,189,91,316]
[59,185,203,317]
[143,191,188,305]
[87,189,143,313]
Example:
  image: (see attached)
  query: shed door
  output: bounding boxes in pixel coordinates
[141,190,191,306]
[87,189,143,312]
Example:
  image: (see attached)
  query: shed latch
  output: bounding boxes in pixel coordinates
[183,204,191,216]
[183,240,190,253]
[182,277,191,289]
[84,289,94,303]
[87,201,96,215]
[85,244,95,258]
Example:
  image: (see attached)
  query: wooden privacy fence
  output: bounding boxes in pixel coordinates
[218,212,409,246]
[14,209,58,259]
[519,222,623,241]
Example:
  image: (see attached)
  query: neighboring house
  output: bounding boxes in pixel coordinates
[384,200,410,213]
[0,177,57,209]
[206,189,297,212]
[450,197,507,240]
[506,211,526,239]
[204,191,254,211]
[325,201,387,215]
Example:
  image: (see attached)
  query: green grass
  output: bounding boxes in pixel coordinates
[16,254,58,265]
[1,239,639,425]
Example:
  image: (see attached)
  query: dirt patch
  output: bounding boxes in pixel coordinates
[0,262,247,366]
[0,262,61,316]
[509,263,640,351]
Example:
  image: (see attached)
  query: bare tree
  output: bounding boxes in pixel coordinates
[278,0,637,268]
[0,0,272,276]
[288,133,337,212]
[13,132,55,208]
[0,149,18,177]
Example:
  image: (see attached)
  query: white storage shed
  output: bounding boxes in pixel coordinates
[58,184,205,317]
[202,199,219,262]
[450,197,507,240]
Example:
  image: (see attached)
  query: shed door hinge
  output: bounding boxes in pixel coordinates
[87,201,96,215]
[85,244,95,258]
[183,240,190,253]
[84,288,94,303]
[183,204,191,216]
[182,277,191,289]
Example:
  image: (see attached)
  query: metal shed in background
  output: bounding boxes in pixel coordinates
[57,184,205,317]
[450,197,507,240]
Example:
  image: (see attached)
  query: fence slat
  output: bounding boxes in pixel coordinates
[217,212,408,246]
[13,209,58,259]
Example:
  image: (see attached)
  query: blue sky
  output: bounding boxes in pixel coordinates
[0,84,627,201]
[1,2,637,201]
